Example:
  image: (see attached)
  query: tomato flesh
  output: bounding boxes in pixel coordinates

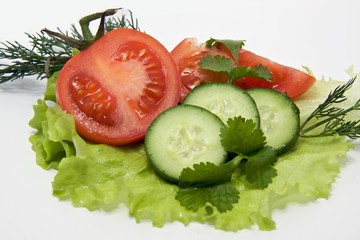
[111,42,169,118]
[71,76,117,126]
[171,38,228,101]
[56,28,180,145]
[171,38,316,100]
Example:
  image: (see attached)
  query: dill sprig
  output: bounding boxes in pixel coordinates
[0,33,72,83]
[0,8,140,84]
[299,77,360,139]
[104,11,140,32]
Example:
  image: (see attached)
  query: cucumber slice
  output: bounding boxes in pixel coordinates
[183,83,260,127]
[145,105,227,183]
[247,88,300,155]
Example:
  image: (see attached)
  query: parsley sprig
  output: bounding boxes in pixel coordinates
[199,38,272,84]
[175,116,278,213]
[300,77,360,138]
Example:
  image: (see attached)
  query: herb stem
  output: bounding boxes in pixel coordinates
[299,77,360,139]
[300,100,360,135]
[79,8,119,41]
[0,8,141,84]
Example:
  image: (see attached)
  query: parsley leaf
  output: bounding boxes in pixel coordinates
[205,38,245,64]
[174,116,279,213]
[245,146,278,189]
[251,65,274,81]
[228,65,273,84]
[176,155,244,212]
[199,55,233,74]
[175,155,243,212]
[199,55,272,84]
[200,38,272,84]
[175,182,240,213]
[220,116,266,155]
[178,155,243,187]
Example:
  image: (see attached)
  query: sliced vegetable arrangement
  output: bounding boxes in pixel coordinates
[1,8,360,231]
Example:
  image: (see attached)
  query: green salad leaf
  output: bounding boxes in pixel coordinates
[29,99,76,169]
[43,71,59,102]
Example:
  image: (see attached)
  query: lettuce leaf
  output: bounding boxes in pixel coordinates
[29,100,76,169]
[43,71,59,102]
[28,70,358,231]
[296,66,360,122]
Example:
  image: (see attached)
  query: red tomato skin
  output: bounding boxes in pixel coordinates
[56,28,181,145]
[171,38,316,100]
[171,38,228,101]
[234,49,316,99]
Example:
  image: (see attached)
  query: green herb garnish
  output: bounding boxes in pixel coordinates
[300,77,360,138]
[176,77,360,213]
[199,38,272,84]
[244,146,278,189]
[205,38,245,64]
[0,33,72,84]
[0,8,140,84]
[26,39,359,232]
[220,117,266,155]
[175,116,278,213]
[175,182,240,213]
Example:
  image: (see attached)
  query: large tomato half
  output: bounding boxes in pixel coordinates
[171,38,316,100]
[56,28,180,145]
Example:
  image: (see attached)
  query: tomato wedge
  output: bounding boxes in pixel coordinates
[56,28,180,145]
[170,38,228,101]
[171,38,316,100]
[234,49,316,99]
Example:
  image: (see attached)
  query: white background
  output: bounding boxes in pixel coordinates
[0,0,359,239]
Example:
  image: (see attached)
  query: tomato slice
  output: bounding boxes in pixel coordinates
[170,38,228,101]
[171,38,316,100]
[56,28,180,145]
[234,49,316,99]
